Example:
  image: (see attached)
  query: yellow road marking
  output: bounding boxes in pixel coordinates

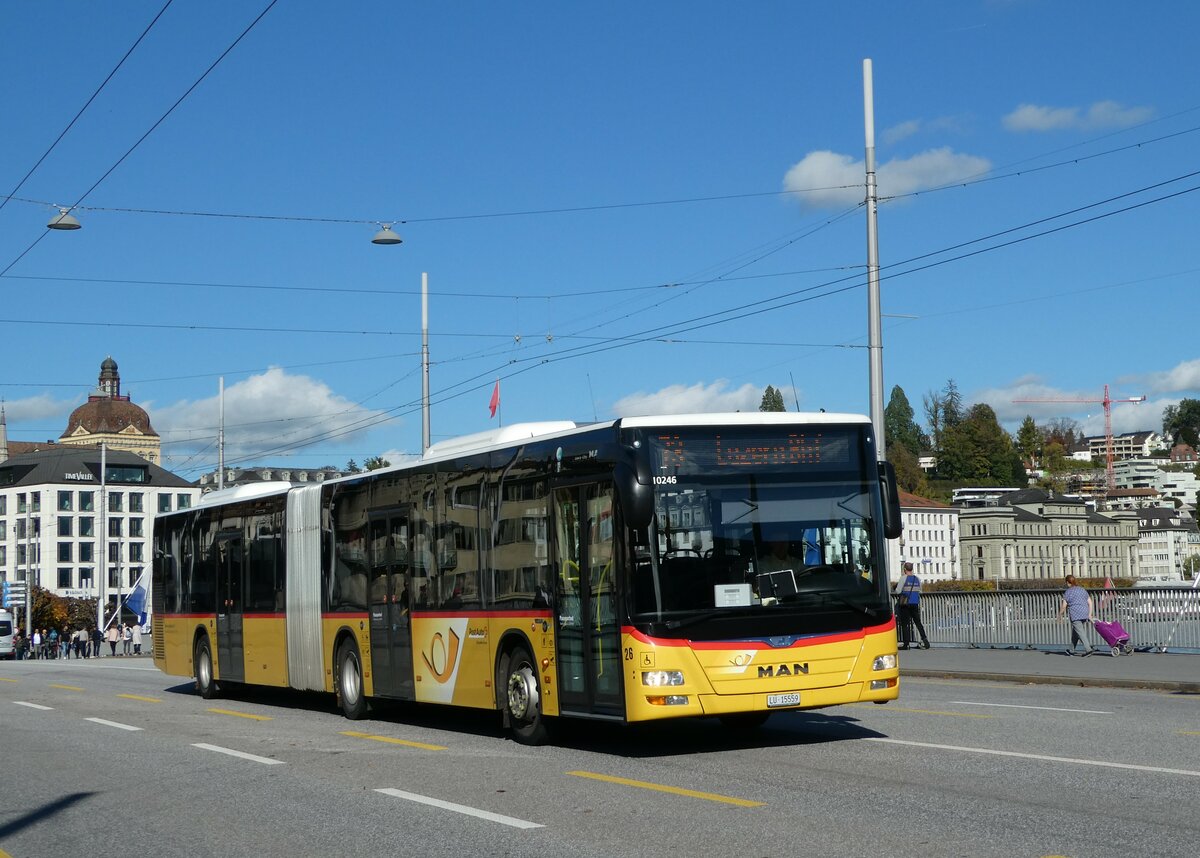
[0,677,17,683]
[1,847,12,858]
[1180,731,1200,735]
[340,730,447,751]
[50,683,84,691]
[207,707,272,721]
[568,770,764,807]
[118,693,162,703]
[851,703,994,718]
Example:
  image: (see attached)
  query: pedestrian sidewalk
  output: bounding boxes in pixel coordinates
[899,646,1199,693]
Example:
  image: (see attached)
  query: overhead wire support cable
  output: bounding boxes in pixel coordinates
[0,0,280,278]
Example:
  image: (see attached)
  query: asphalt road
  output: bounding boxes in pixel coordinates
[2,656,1197,858]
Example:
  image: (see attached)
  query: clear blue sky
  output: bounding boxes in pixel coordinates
[1,1,1196,478]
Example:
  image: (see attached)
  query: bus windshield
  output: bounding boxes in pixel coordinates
[632,425,890,634]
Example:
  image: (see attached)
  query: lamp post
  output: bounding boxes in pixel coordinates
[47,207,82,230]
[370,226,430,454]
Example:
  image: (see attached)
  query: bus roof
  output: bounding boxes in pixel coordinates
[618,412,869,428]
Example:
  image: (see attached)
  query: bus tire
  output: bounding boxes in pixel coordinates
[335,638,369,720]
[504,644,549,745]
[194,636,218,700]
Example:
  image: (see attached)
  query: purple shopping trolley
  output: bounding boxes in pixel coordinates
[1093,620,1134,656]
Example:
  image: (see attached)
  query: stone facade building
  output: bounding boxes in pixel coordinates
[956,488,1139,582]
[57,357,161,463]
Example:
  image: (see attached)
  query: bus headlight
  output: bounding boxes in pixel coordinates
[642,670,685,687]
[873,655,897,671]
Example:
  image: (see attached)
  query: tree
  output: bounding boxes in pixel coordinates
[941,379,964,428]
[938,403,1018,483]
[363,456,391,471]
[1016,415,1041,468]
[345,459,361,474]
[1163,398,1200,448]
[923,390,944,453]
[884,385,925,456]
[887,442,927,494]
[1042,417,1081,452]
[759,385,786,412]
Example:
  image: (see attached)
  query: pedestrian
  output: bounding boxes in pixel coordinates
[894,562,931,650]
[106,623,119,657]
[31,628,42,660]
[74,627,86,659]
[1057,574,1096,655]
[61,627,71,659]
[132,622,143,656]
[122,622,133,655]
[92,625,103,657]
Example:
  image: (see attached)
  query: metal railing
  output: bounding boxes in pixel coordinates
[902,587,1200,654]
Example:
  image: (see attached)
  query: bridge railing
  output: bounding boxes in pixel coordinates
[904,587,1200,654]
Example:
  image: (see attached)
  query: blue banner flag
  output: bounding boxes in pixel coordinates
[125,585,147,625]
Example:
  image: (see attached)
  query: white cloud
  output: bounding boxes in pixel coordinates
[2,393,77,425]
[1123,358,1200,396]
[612,380,765,416]
[151,367,390,462]
[783,147,991,209]
[1003,100,1154,132]
[883,119,922,146]
[975,376,1163,437]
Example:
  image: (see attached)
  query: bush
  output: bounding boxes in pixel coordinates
[926,577,1133,593]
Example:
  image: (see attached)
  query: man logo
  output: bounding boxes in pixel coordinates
[422,628,461,683]
[757,663,809,678]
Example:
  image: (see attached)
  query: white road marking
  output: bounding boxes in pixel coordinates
[870,737,1200,777]
[85,717,143,732]
[376,788,544,829]
[951,701,1112,714]
[192,743,285,765]
[14,701,52,710]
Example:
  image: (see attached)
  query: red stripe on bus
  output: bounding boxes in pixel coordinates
[409,610,554,620]
[622,618,895,649]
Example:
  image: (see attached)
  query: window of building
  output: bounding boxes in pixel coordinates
[0,546,5,566]
[80,491,94,512]
[17,493,26,514]
[80,516,94,537]
[105,465,147,484]
[130,543,144,562]
[0,496,6,515]
[80,567,93,587]
[16,519,26,539]
[128,567,142,588]
[130,493,144,513]
[79,543,93,563]
[58,491,73,511]
[58,517,72,537]
[108,567,120,588]
[177,493,192,510]
[17,545,27,565]
[109,518,122,538]
[130,518,144,538]
[31,492,40,512]
[109,492,123,513]
[158,494,172,514]
[108,543,120,563]
[58,542,73,562]
[58,568,72,589]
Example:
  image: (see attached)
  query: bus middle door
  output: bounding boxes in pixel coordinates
[553,481,622,716]
[368,513,415,699]
[214,529,245,683]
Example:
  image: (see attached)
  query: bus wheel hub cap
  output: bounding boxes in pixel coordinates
[507,667,538,720]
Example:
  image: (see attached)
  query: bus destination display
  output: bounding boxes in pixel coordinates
[651,431,851,474]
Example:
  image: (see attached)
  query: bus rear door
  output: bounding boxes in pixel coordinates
[214,528,245,683]
[553,481,622,717]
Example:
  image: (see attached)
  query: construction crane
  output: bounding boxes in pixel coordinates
[1013,384,1146,492]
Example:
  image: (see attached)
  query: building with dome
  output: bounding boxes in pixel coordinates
[58,357,161,464]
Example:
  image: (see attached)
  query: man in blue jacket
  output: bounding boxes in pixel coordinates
[895,562,930,650]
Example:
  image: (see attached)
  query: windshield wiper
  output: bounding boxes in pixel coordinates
[662,606,757,631]
[726,498,758,525]
[804,590,882,621]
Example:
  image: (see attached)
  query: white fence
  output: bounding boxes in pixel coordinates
[908,587,1200,654]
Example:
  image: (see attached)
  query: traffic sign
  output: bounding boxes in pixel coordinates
[2,581,28,608]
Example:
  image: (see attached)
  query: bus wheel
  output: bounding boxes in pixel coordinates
[504,645,549,745]
[194,637,218,700]
[336,639,369,720]
[719,711,771,730]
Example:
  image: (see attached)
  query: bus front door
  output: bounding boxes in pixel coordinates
[553,482,622,716]
[368,514,415,699]
[214,531,245,683]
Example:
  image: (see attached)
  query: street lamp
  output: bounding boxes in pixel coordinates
[47,207,82,230]
[371,228,430,454]
[370,223,402,245]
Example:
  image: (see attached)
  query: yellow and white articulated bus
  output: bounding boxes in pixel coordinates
[152,413,903,743]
